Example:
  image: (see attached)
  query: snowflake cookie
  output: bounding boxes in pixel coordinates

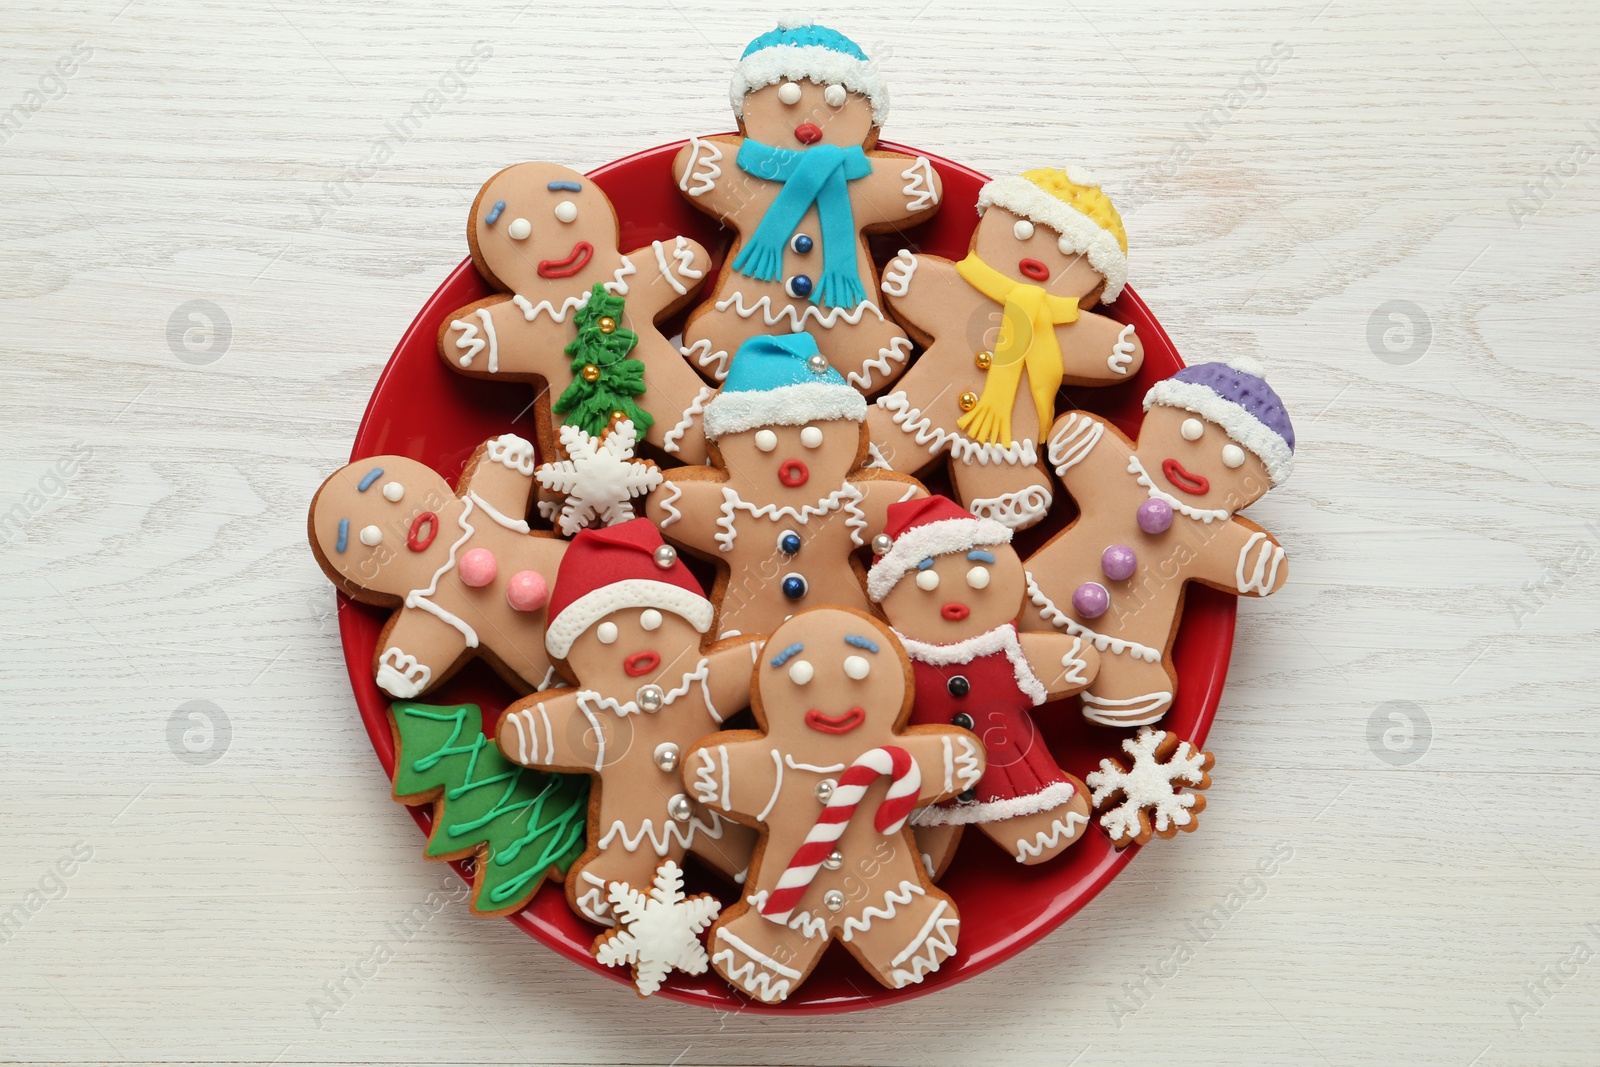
[592,860,721,997]
[1084,727,1214,849]
[535,419,663,537]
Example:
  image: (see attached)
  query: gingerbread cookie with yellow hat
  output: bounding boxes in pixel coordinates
[870,168,1144,529]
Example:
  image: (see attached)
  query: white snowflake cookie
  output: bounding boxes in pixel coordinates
[535,420,663,538]
[592,860,721,997]
[1084,727,1214,849]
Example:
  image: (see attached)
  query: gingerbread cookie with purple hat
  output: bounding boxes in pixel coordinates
[1022,358,1294,726]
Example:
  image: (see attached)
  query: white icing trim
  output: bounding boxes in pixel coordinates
[651,237,703,296]
[545,580,713,658]
[376,647,430,698]
[1144,377,1294,484]
[976,175,1127,303]
[690,746,722,806]
[715,926,802,978]
[896,625,1047,705]
[1025,574,1164,663]
[1109,323,1137,375]
[785,755,846,773]
[1013,809,1089,861]
[1047,412,1104,474]
[862,441,892,471]
[578,700,605,772]
[1237,531,1285,594]
[507,257,636,325]
[679,137,723,197]
[714,484,865,552]
[954,735,982,792]
[577,870,614,926]
[840,880,923,942]
[595,808,727,857]
[967,485,1052,530]
[1081,690,1173,727]
[403,500,478,646]
[891,898,949,967]
[1127,455,1232,523]
[745,891,827,940]
[703,381,867,439]
[465,490,530,533]
[485,433,536,476]
[755,749,784,822]
[729,43,890,126]
[889,907,958,988]
[574,658,712,718]
[910,779,1080,827]
[880,248,917,298]
[449,308,498,373]
[656,482,683,528]
[875,390,1037,466]
[845,335,912,391]
[939,736,953,794]
[1059,636,1092,688]
[867,516,1011,602]
[501,702,555,765]
[900,157,938,212]
[715,290,885,331]
[680,337,730,381]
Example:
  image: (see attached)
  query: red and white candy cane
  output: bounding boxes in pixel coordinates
[761,746,921,924]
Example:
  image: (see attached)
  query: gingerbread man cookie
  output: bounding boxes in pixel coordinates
[673,22,943,392]
[496,519,759,926]
[309,434,565,699]
[870,169,1145,530]
[643,333,925,640]
[437,162,717,464]
[1021,359,1294,726]
[866,496,1100,874]
[686,608,984,1003]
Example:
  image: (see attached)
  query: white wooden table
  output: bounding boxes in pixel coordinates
[4,1,1598,1064]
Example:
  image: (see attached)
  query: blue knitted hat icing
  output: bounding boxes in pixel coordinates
[730,23,890,126]
[702,334,867,439]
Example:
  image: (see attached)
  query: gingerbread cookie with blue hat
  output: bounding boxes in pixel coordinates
[870,168,1145,530]
[673,22,943,394]
[1021,358,1294,727]
[643,333,925,642]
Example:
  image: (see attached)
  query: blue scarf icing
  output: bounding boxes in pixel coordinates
[732,140,873,310]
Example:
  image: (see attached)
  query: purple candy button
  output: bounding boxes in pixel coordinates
[1072,581,1111,619]
[1137,497,1174,534]
[1102,544,1138,581]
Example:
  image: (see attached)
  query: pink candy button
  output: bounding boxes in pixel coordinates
[506,569,549,612]
[458,547,498,587]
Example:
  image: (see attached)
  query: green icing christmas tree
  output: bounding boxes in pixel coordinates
[390,702,588,916]
[552,284,653,436]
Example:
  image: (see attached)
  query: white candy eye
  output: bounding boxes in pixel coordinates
[824,84,847,108]
[1058,235,1079,258]
[778,82,803,105]
[382,482,404,502]
[966,566,991,590]
[1221,444,1246,469]
[554,200,578,223]
[597,621,619,645]
[843,655,870,680]
[800,425,824,449]
[359,525,383,546]
[640,609,662,631]
[1181,418,1204,441]
[755,429,778,452]
[1013,219,1035,241]
[788,659,814,684]
[507,217,531,240]
[916,569,940,591]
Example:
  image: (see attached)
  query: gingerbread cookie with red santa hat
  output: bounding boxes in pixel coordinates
[866,496,1100,875]
[496,519,760,926]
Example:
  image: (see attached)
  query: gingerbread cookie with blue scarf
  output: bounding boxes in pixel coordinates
[870,169,1146,530]
[672,23,942,394]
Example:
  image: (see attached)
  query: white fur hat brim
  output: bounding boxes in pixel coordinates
[867,517,1013,602]
[545,579,713,659]
[977,175,1128,303]
[730,44,890,127]
[702,382,867,440]
[1144,379,1295,485]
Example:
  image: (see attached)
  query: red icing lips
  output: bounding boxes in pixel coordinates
[1162,458,1211,496]
[538,240,594,279]
[941,602,970,621]
[805,707,866,734]
[794,122,823,145]
[624,651,661,677]
[1018,258,1050,281]
[778,459,810,487]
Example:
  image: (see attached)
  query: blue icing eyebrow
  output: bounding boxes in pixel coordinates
[357,467,384,491]
[547,180,582,192]
[967,550,996,563]
[844,634,879,654]
[770,642,804,667]
[916,557,936,570]
[484,199,506,224]
[336,518,349,553]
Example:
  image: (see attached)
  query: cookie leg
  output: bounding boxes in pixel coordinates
[948,458,1055,531]
[687,812,759,887]
[864,401,942,475]
[709,908,828,1005]
[1081,654,1177,727]
[842,884,960,991]
[977,775,1093,864]
[817,314,913,395]
[565,846,669,927]
[633,334,714,465]
[679,306,766,384]
[912,824,964,881]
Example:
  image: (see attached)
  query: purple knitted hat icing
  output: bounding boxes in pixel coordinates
[1143,358,1295,484]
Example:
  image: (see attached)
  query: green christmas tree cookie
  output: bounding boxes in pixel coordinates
[552,284,652,436]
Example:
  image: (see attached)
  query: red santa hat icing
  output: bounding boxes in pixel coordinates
[866,496,1012,603]
[544,518,712,658]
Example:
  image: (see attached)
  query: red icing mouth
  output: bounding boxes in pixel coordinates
[624,651,660,677]
[1019,258,1050,281]
[794,122,823,145]
[805,707,866,734]
[537,240,594,278]
[778,459,810,487]
[1161,458,1211,496]
[941,602,970,621]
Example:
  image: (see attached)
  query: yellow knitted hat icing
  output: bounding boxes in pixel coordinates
[975,167,1130,301]
[1020,168,1127,254]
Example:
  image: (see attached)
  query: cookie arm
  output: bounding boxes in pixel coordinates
[496,688,613,774]
[897,727,986,806]
[458,434,538,520]
[643,474,726,554]
[671,136,744,215]
[702,638,762,723]
[374,608,470,700]
[1056,310,1146,384]
[1017,631,1100,701]
[853,473,928,540]
[856,152,944,227]
[438,296,569,382]
[623,236,713,320]
[1044,410,1134,494]
[1191,517,1290,598]
[683,734,778,823]
[879,253,971,342]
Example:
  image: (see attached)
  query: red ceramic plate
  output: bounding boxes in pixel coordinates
[339,140,1233,1012]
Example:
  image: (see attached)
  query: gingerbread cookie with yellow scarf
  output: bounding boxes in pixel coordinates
[869,169,1145,530]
